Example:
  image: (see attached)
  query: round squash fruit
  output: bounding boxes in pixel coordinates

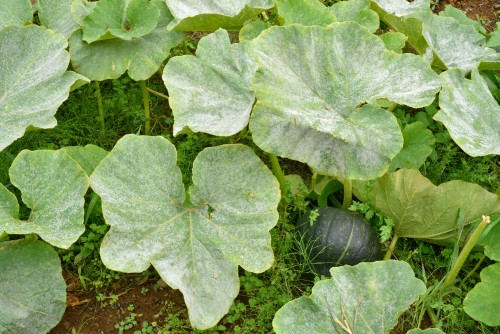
[298,207,381,276]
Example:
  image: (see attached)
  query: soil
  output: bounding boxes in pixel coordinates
[435,0,499,31]
[49,2,498,333]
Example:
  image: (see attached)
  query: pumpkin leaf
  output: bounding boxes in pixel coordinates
[272,260,426,334]
[0,239,66,333]
[353,169,500,242]
[69,0,184,81]
[480,222,500,261]
[165,0,274,31]
[388,121,435,171]
[0,0,32,29]
[487,26,500,48]
[81,0,160,43]
[89,135,280,329]
[163,29,255,136]
[330,0,379,33]
[407,329,445,334]
[370,0,431,17]
[463,263,500,327]
[239,20,271,42]
[439,5,486,34]
[380,32,408,53]
[0,25,87,152]
[61,144,109,176]
[250,23,440,180]
[0,150,88,248]
[422,14,500,71]
[38,0,79,38]
[436,69,500,156]
[276,0,336,27]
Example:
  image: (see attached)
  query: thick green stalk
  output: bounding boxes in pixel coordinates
[268,154,287,196]
[496,184,500,196]
[140,81,151,135]
[310,170,318,193]
[94,81,105,134]
[341,179,352,210]
[387,102,398,112]
[383,234,399,260]
[442,216,491,289]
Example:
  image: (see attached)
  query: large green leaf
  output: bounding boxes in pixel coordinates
[0,239,66,333]
[0,0,32,29]
[0,25,86,152]
[165,0,274,31]
[436,69,500,156]
[330,0,379,33]
[163,29,255,136]
[422,14,500,71]
[370,0,430,17]
[481,222,500,261]
[353,169,500,242]
[439,5,486,34]
[69,0,184,81]
[250,23,440,180]
[407,329,445,334]
[89,135,280,329]
[388,121,435,171]
[276,0,336,27]
[0,150,88,248]
[81,0,160,43]
[379,32,408,53]
[463,263,500,327]
[272,260,426,334]
[38,0,79,38]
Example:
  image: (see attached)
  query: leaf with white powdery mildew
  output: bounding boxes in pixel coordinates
[38,0,79,38]
[0,150,88,248]
[329,0,379,33]
[272,261,426,334]
[250,23,440,180]
[0,239,66,334]
[0,25,87,152]
[163,29,256,136]
[0,0,32,29]
[90,135,280,329]
[436,69,500,156]
[69,0,184,81]
[165,0,274,31]
[276,0,336,27]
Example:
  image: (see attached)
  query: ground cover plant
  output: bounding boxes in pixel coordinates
[0,0,499,333]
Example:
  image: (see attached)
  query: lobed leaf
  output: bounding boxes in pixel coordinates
[38,0,79,38]
[89,135,280,329]
[0,25,86,152]
[330,0,379,33]
[276,0,336,27]
[370,0,431,17]
[272,260,426,333]
[0,150,88,248]
[0,0,32,29]
[353,169,500,242]
[481,222,500,261]
[436,69,500,156]
[250,23,440,180]
[379,32,408,53]
[163,29,256,136]
[463,263,500,327]
[81,0,160,43]
[165,0,274,31]
[61,144,109,176]
[69,0,184,81]
[0,239,66,333]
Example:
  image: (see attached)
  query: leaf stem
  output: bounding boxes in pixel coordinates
[268,154,287,196]
[387,102,398,112]
[496,183,500,196]
[146,87,169,100]
[94,81,105,134]
[384,234,399,260]
[459,254,486,288]
[310,170,318,192]
[342,179,352,210]
[442,215,491,289]
[140,81,151,135]
[0,232,6,239]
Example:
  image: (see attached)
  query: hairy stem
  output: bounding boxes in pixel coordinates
[268,154,287,196]
[384,234,399,260]
[140,81,151,135]
[94,81,105,134]
[146,87,169,100]
[442,216,491,289]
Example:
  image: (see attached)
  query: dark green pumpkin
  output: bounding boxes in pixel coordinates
[298,207,381,276]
